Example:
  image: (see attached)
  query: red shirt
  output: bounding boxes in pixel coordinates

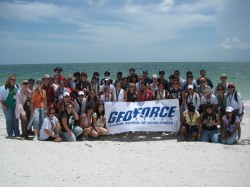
[139,90,153,101]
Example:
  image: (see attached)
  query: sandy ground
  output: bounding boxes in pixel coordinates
[0,102,250,187]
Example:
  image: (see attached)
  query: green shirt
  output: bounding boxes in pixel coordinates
[4,87,18,109]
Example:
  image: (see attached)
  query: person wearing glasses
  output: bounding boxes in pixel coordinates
[61,103,83,142]
[40,106,62,142]
[0,75,20,138]
[30,79,47,141]
[15,80,32,140]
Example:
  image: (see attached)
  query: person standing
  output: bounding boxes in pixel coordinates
[15,80,32,139]
[0,75,20,138]
[30,79,47,140]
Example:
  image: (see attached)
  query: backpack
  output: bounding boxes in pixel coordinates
[227,91,244,112]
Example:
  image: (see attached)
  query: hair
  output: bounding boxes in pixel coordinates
[96,101,105,119]
[87,89,98,102]
[81,72,87,78]
[227,112,236,125]
[47,106,55,115]
[186,71,193,76]
[200,69,206,73]
[141,81,147,87]
[206,103,213,109]
[158,81,164,88]
[86,105,94,113]
[217,83,225,91]
[5,75,16,88]
[187,102,195,112]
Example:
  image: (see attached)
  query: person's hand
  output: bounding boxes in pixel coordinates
[2,105,7,111]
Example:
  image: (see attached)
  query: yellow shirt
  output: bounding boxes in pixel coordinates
[183,110,200,126]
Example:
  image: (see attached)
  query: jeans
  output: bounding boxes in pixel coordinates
[61,126,83,142]
[221,131,238,145]
[33,108,45,130]
[201,129,219,143]
[3,107,20,137]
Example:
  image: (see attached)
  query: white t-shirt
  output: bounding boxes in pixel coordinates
[113,89,125,101]
[40,116,59,140]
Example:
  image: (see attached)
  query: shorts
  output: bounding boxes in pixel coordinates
[184,123,198,134]
[33,108,46,130]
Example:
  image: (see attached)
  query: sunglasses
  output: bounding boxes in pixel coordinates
[23,83,28,85]
[217,89,224,91]
[11,79,16,81]
[67,106,73,109]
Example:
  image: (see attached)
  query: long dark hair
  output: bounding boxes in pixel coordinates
[227,113,236,125]
[87,89,98,102]
[96,101,105,119]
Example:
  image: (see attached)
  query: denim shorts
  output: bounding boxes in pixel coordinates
[33,108,46,130]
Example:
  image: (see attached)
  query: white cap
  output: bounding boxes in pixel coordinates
[226,107,234,113]
[78,91,84,96]
[152,74,158,79]
[188,85,194,90]
[63,92,70,97]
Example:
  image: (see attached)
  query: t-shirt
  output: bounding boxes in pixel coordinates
[183,110,200,126]
[60,112,75,132]
[40,116,59,140]
[202,112,217,131]
[222,115,240,134]
[200,94,218,105]
[169,89,184,107]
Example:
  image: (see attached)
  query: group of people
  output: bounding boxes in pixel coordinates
[0,67,244,144]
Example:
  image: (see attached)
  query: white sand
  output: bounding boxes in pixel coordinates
[0,102,250,187]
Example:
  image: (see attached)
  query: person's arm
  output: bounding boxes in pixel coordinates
[123,90,127,101]
[72,108,79,120]
[30,90,35,116]
[180,91,185,110]
[92,114,99,133]
[197,116,202,140]
[211,114,220,126]
[222,120,227,139]
[44,129,57,137]
[62,117,72,136]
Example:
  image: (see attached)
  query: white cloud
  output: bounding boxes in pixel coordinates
[220,37,250,49]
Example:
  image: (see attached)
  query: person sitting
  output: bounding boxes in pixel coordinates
[200,104,220,143]
[60,103,83,142]
[91,101,108,137]
[221,107,240,145]
[40,106,62,142]
[180,102,200,141]
[100,87,113,103]
[80,106,94,140]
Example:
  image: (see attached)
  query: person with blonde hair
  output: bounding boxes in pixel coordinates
[0,75,20,138]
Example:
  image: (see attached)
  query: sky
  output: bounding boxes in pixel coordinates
[0,0,250,64]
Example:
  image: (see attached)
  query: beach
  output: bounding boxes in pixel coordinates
[0,101,250,187]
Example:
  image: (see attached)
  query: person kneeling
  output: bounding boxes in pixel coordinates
[40,106,62,142]
[221,107,240,145]
[200,104,220,143]
[180,103,200,141]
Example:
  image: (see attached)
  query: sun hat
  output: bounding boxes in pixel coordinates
[226,106,234,113]
[202,87,213,95]
[22,80,29,84]
[63,92,70,97]
[43,74,50,79]
[78,91,84,96]
[188,85,194,90]
[54,67,62,72]
[220,73,227,78]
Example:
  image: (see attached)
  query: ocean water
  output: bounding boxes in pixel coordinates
[0,62,250,100]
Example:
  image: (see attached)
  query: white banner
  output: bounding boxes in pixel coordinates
[105,99,180,134]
